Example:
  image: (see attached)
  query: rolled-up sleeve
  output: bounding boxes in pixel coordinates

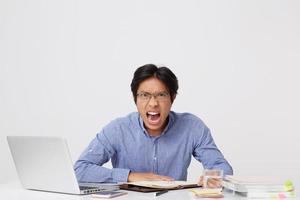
[74,126,130,183]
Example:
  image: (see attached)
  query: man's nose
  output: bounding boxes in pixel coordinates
[148,95,158,106]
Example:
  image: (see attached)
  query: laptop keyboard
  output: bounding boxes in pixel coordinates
[79,186,97,190]
[79,186,106,194]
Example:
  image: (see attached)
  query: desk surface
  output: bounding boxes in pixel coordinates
[0,181,249,200]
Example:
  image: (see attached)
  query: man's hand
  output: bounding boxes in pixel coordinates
[127,172,175,182]
[198,176,222,188]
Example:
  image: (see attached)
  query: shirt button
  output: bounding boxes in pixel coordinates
[154,157,157,160]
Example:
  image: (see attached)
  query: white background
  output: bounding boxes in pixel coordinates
[1,0,300,187]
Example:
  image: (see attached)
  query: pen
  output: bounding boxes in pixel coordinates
[155,190,168,196]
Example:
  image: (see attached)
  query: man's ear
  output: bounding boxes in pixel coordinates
[171,94,176,103]
[133,94,137,105]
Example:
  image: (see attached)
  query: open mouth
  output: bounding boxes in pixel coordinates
[146,111,161,124]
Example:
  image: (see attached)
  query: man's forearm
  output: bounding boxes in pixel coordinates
[74,161,130,183]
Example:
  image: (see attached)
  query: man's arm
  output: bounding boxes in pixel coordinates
[193,125,233,187]
[193,125,233,176]
[74,129,174,183]
[74,131,130,183]
[128,172,174,182]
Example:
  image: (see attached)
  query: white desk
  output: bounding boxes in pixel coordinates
[0,181,248,200]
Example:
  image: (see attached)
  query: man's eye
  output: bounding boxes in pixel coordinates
[159,92,168,97]
[142,93,150,98]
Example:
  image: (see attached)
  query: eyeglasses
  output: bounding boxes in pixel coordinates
[137,91,170,101]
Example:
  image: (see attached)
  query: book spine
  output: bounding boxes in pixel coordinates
[247,191,296,198]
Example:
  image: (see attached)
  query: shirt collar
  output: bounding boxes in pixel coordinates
[138,111,175,138]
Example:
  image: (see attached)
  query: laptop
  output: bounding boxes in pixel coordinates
[7,136,113,194]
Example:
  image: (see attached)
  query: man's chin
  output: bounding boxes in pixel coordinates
[145,123,163,134]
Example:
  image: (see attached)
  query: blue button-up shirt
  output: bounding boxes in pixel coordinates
[74,111,233,183]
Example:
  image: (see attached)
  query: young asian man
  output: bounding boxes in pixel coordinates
[74,64,233,187]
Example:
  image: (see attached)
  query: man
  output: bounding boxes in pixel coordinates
[74,64,233,187]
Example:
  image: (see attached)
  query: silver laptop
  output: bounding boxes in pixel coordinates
[7,136,111,194]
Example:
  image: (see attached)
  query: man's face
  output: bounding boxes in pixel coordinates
[136,77,174,136]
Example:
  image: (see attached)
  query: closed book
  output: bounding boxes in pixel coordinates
[222,175,296,199]
[224,175,286,186]
[222,176,294,193]
[236,191,296,198]
[222,180,287,193]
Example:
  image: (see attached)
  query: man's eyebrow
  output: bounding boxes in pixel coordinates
[137,91,150,93]
[138,91,168,93]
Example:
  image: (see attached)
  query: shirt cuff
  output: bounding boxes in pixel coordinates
[111,168,130,182]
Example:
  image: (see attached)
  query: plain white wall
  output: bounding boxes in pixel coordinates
[1,0,300,187]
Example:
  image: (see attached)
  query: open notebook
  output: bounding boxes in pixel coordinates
[120,181,199,192]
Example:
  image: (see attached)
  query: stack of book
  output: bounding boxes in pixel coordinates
[222,175,296,198]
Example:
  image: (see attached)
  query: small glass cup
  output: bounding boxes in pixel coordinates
[202,169,223,188]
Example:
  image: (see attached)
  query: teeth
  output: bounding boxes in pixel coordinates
[147,112,159,115]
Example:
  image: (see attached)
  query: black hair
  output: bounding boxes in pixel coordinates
[130,64,178,103]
